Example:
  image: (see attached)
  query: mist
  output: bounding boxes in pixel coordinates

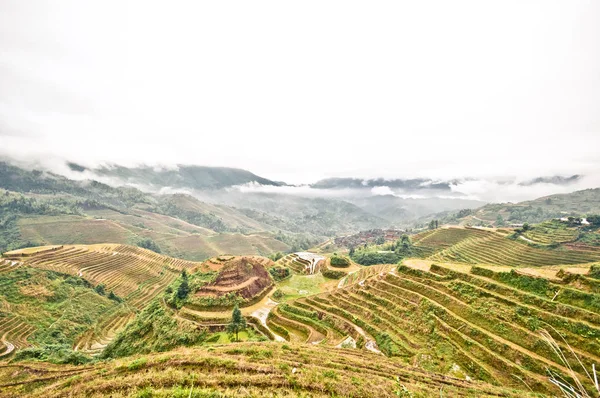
[1,1,599,196]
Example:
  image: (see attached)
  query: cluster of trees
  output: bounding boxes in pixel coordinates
[350,234,414,266]
[329,254,350,268]
[273,231,321,252]
[586,215,600,226]
[513,223,532,234]
[351,250,400,266]
[456,209,473,218]
[166,270,191,308]
[137,238,161,253]
[428,220,439,230]
[507,206,560,224]
[93,283,122,302]
[157,199,229,233]
[322,268,346,279]
[268,265,291,281]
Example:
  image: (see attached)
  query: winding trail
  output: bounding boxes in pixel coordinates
[249,298,286,342]
[0,341,14,357]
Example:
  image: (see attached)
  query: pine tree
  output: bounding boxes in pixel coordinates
[227,304,246,341]
[177,270,190,299]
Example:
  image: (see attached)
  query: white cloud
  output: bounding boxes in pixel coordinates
[371,186,395,196]
[0,1,599,187]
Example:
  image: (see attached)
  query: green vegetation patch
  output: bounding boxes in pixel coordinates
[102,299,207,358]
[0,267,115,364]
[329,254,351,268]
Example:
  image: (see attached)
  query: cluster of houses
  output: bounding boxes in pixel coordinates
[334,229,405,248]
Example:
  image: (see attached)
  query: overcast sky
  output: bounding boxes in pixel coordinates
[1,1,599,184]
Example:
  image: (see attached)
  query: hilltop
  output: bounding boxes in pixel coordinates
[428,188,600,227]
[195,256,274,304]
[88,163,285,190]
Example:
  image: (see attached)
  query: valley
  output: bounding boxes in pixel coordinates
[2,161,600,397]
[2,219,600,396]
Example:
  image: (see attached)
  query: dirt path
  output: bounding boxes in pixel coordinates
[249,298,286,342]
[519,235,536,244]
[0,341,14,357]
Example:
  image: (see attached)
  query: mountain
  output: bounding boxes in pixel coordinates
[0,162,293,259]
[310,177,452,191]
[428,188,600,227]
[87,164,285,190]
[348,194,484,223]
[0,162,388,258]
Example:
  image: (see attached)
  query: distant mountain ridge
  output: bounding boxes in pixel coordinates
[310,177,452,191]
[69,163,285,190]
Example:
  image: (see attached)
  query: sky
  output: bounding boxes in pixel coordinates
[1,1,599,185]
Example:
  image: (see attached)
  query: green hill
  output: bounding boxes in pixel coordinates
[431,188,600,227]
[91,163,285,190]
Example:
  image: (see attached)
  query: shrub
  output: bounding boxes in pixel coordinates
[94,283,106,295]
[269,252,284,261]
[14,345,92,365]
[351,250,400,266]
[127,357,148,371]
[329,255,350,268]
[269,266,291,281]
[272,289,284,301]
[322,268,346,279]
[137,238,161,254]
[108,291,122,302]
[589,264,600,280]
[470,266,494,278]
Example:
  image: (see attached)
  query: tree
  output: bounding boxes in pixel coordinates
[108,291,121,302]
[177,270,190,300]
[137,238,161,253]
[587,215,600,227]
[227,304,246,341]
[349,246,355,257]
[435,220,439,229]
[94,283,106,295]
[429,220,436,230]
[496,215,505,227]
[522,223,531,232]
[269,252,284,262]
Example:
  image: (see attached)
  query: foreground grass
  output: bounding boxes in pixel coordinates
[0,342,538,398]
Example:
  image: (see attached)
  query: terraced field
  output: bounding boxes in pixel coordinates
[413,227,600,266]
[0,343,537,398]
[268,263,600,395]
[0,314,35,357]
[276,252,325,274]
[1,245,202,356]
[522,220,580,244]
[4,244,200,301]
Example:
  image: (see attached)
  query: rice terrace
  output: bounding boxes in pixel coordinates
[2,2,600,396]
[2,215,600,397]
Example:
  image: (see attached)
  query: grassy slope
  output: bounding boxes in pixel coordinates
[411,227,600,266]
[14,212,290,262]
[1,245,204,356]
[440,188,600,226]
[0,267,116,362]
[0,342,536,398]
